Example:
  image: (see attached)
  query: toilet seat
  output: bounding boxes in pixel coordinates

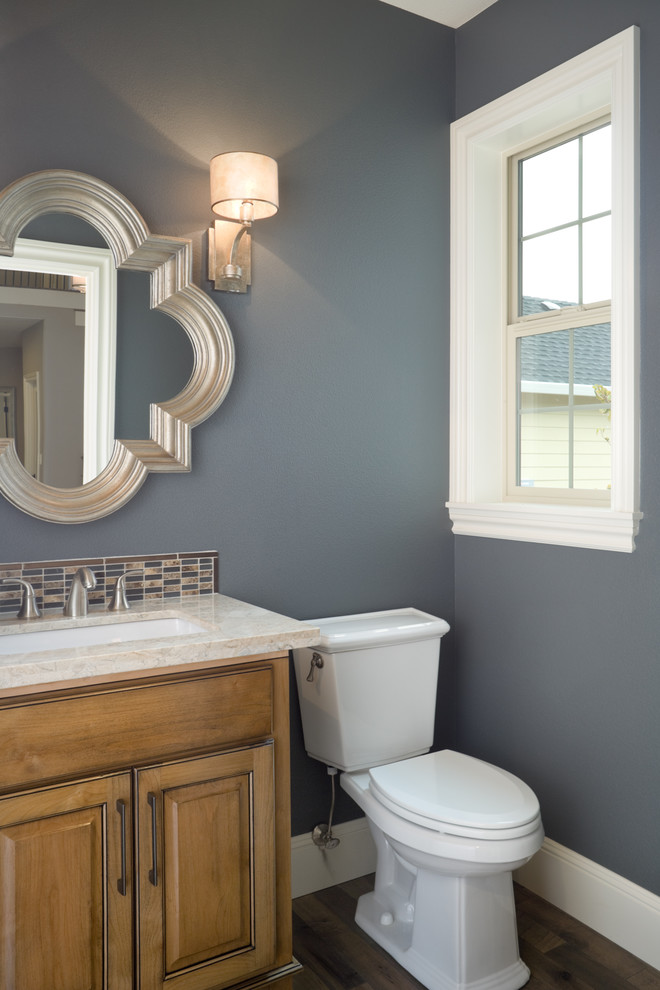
[368,749,541,841]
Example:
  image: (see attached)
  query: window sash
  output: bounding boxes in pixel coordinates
[506,306,611,503]
[508,116,611,324]
[506,119,612,504]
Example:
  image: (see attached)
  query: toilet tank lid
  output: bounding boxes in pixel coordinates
[308,608,450,652]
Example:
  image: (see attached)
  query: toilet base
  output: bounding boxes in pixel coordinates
[356,826,531,990]
[357,882,529,989]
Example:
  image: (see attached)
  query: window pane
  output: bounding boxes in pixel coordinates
[582,125,612,217]
[582,215,612,303]
[522,226,578,311]
[517,324,611,490]
[573,322,611,388]
[573,404,611,489]
[521,138,578,236]
[518,330,571,487]
[517,122,612,317]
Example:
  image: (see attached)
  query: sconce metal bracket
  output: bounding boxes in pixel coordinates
[208,219,251,293]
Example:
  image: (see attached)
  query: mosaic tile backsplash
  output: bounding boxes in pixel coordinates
[0,551,218,616]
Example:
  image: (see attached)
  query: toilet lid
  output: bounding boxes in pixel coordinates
[368,750,540,835]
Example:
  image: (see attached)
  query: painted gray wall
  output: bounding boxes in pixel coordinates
[0,0,455,833]
[455,1,660,895]
[5,0,654,898]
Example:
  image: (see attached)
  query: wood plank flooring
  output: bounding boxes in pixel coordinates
[292,875,660,990]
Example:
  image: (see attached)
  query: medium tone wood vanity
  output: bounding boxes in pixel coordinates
[0,595,318,990]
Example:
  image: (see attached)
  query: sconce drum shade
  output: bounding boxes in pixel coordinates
[210,152,278,221]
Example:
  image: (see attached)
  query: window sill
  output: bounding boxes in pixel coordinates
[446,501,642,552]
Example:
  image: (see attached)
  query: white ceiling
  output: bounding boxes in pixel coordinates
[377,0,498,28]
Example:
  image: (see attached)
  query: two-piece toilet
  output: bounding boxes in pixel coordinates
[293,609,543,990]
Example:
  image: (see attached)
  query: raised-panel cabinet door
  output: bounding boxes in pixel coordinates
[137,743,276,990]
[0,773,133,990]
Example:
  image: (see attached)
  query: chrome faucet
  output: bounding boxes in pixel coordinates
[64,567,97,617]
[1,578,41,619]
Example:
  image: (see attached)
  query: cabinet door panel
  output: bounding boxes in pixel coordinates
[164,773,252,969]
[0,774,133,990]
[138,744,276,990]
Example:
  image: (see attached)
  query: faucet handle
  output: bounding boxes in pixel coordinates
[1,578,41,619]
[108,570,144,612]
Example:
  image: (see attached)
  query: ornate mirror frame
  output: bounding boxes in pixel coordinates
[0,170,235,523]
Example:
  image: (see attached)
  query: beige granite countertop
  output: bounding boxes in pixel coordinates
[0,594,320,693]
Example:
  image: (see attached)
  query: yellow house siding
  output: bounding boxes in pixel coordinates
[519,406,611,489]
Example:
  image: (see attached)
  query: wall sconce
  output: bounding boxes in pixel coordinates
[208,151,279,293]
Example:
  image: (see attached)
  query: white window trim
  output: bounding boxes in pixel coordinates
[447,26,640,552]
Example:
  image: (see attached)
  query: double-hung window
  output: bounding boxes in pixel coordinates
[448,27,640,552]
[508,119,612,503]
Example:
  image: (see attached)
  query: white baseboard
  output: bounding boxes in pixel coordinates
[514,836,660,971]
[291,819,660,972]
[291,817,376,898]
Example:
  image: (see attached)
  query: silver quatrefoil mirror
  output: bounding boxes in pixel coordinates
[0,170,234,523]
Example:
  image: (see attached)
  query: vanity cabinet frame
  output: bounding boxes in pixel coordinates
[0,651,299,990]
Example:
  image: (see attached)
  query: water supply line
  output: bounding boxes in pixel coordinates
[312,767,340,850]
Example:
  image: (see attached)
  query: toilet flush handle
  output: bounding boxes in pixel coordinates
[306,652,324,682]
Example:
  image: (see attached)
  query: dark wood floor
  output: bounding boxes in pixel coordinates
[292,874,660,990]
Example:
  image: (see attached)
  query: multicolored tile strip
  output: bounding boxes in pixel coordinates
[0,551,218,616]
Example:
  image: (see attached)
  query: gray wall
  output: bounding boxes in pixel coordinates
[0,0,455,833]
[455,0,660,896]
[4,0,655,899]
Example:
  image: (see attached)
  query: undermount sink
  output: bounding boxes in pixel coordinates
[0,617,207,656]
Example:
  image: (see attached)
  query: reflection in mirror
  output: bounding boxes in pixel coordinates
[0,386,16,439]
[0,264,84,485]
[22,214,196,447]
[0,215,196,484]
[0,234,116,487]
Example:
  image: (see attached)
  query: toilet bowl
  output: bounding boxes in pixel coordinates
[342,751,543,990]
[292,610,543,990]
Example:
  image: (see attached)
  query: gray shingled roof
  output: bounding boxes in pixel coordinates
[519,297,611,387]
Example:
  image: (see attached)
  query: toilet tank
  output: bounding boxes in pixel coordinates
[292,608,450,772]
